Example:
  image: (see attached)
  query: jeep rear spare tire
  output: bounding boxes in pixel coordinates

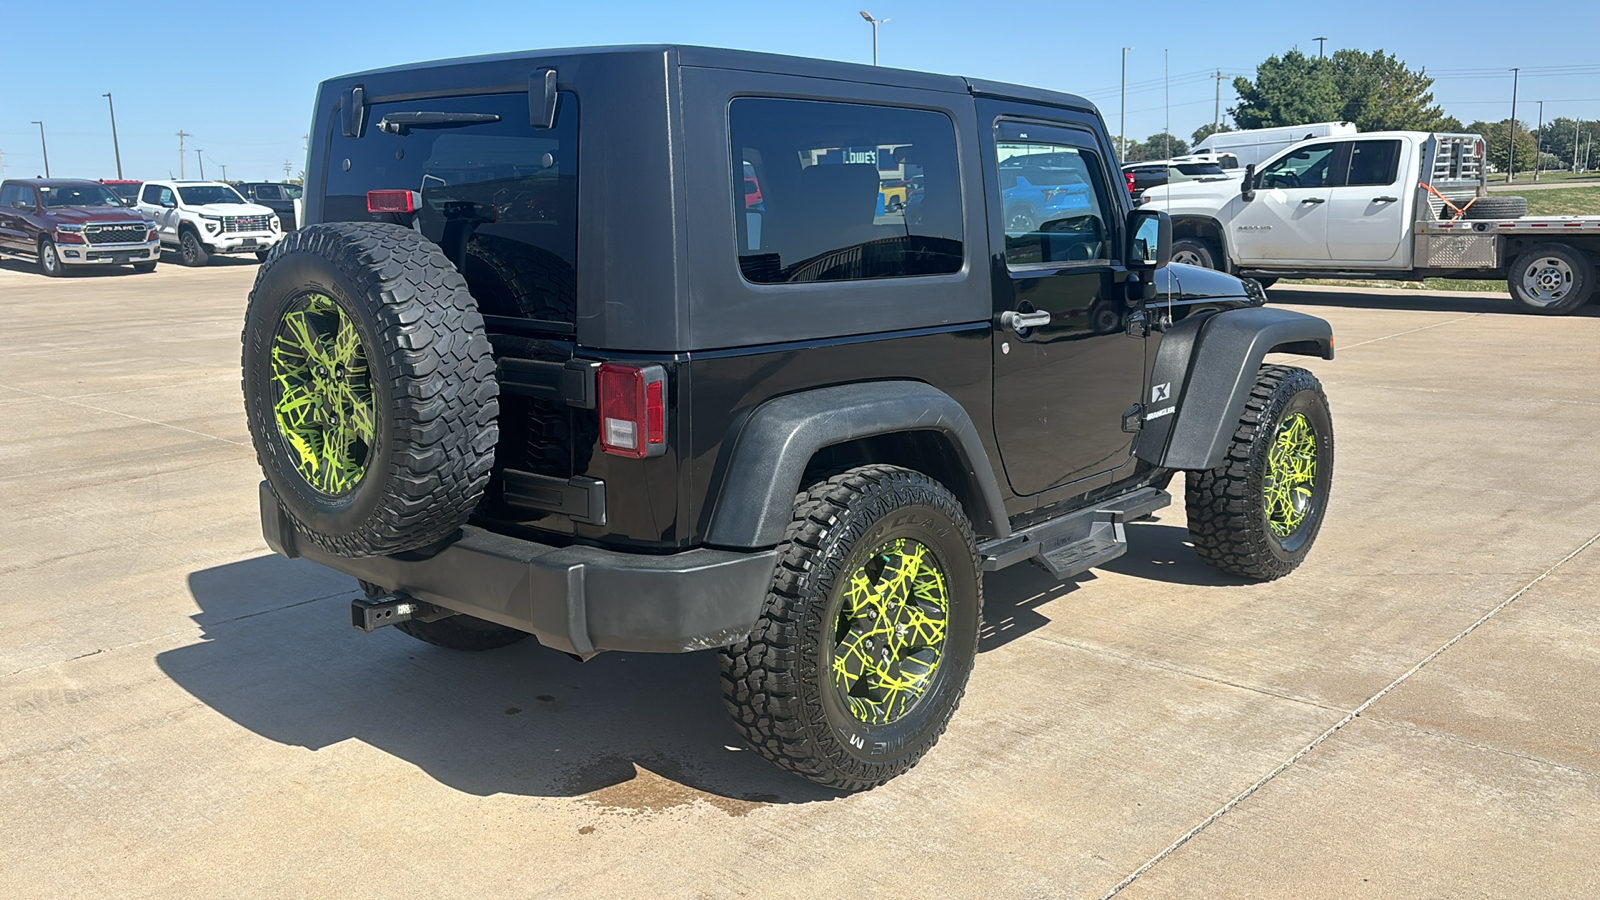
[242,222,499,558]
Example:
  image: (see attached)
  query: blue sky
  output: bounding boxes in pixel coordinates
[3,0,1596,181]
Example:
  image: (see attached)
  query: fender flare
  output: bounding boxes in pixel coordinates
[1135,306,1334,471]
[704,381,1011,548]
[1170,214,1233,268]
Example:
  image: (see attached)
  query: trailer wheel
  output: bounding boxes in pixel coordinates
[1507,242,1594,315]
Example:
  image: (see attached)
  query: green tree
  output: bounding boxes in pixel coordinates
[1229,49,1341,129]
[1192,123,1232,145]
[1328,49,1452,131]
[1132,132,1189,161]
[1465,120,1540,175]
[1540,117,1600,170]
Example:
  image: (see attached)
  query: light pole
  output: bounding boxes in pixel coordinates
[102,92,123,179]
[1314,36,1327,59]
[859,11,887,66]
[196,150,205,180]
[30,121,49,177]
[1120,47,1133,160]
[1533,100,1544,182]
[1506,67,1519,183]
[219,164,228,181]
[177,131,190,178]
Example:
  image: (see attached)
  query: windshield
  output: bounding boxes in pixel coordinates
[280,184,303,199]
[177,185,247,205]
[39,184,124,208]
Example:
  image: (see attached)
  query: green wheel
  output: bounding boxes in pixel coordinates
[268,292,376,497]
[1186,365,1333,581]
[720,464,982,791]
[242,222,499,559]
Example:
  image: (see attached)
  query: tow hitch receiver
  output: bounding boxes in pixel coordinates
[351,592,456,633]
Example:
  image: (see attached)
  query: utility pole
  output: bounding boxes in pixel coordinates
[219,164,227,181]
[858,11,887,66]
[177,131,191,178]
[102,93,123,179]
[1314,36,1327,59]
[196,150,205,180]
[30,121,49,177]
[1213,71,1223,137]
[1120,46,1133,160]
[284,160,293,179]
[1532,100,1544,182]
[1163,49,1170,160]
[1506,67,1519,183]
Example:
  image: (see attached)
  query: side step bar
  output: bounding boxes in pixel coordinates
[978,487,1171,580]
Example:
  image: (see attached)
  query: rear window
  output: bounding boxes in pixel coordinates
[325,91,578,324]
[731,98,963,285]
[1174,163,1225,176]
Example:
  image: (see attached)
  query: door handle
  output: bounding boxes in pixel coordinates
[1300,197,1326,205]
[1373,196,1399,202]
[1001,309,1052,332]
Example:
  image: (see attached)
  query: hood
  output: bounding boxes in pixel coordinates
[1159,263,1256,303]
[190,202,275,217]
[1140,177,1240,212]
[43,205,150,225]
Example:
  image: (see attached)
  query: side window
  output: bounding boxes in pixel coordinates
[140,184,161,204]
[1258,143,1339,189]
[254,184,281,201]
[994,121,1115,267]
[730,98,963,285]
[159,187,176,207]
[1345,140,1401,187]
[0,184,16,207]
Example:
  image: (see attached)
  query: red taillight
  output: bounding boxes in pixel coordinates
[598,363,666,458]
[367,190,419,213]
[1126,172,1137,194]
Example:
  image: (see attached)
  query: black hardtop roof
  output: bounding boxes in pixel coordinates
[329,44,1097,114]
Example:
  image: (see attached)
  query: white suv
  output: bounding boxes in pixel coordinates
[136,180,282,266]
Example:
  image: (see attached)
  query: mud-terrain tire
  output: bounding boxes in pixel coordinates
[1506,242,1594,315]
[179,229,210,266]
[1461,195,1528,219]
[256,250,271,263]
[37,239,63,277]
[242,222,499,558]
[719,465,983,791]
[359,581,529,650]
[1186,365,1333,581]
[1171,237,1220,269]
[463,235,576,323]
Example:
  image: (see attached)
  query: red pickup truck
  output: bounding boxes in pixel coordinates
[0,179,160,276]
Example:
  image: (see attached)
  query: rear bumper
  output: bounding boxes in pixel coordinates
[259,483,777,656]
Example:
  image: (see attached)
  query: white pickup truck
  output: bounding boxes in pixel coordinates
[1140,131,1600,314]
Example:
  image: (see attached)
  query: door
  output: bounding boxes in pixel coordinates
[144,185,180,241]
[985,114,1146,496]
[1230,141,1342,264]
[0,184,20,251]
[1326,138,1408,264]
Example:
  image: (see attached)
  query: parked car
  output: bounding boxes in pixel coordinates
[246,45,1336,792]
[0,179,159,276]
[1142,130,1600,313]
[234,182,302,230]
[1122,159,1233,198]
[99,179,144,207]
[136,180,282,266]
[1192,122,1357,171]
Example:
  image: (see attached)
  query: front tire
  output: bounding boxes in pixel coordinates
[1186,365,1333,581]
[38,239,63,277]
[1507,242,1594,315]
[179,230,210,267]
[720,465,983,791]
[133,262,157,273]
[1170,237,1220,270]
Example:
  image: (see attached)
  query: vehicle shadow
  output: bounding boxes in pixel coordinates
[162,554,846,807]
[1269,286,1600,317]
[1099,522,1253,586]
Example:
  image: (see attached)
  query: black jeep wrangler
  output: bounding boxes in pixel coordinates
[242,46,1335,791]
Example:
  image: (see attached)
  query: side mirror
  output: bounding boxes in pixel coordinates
[1126,209,1171,270]
[162,199,178,209]
[1241,164,1257,202]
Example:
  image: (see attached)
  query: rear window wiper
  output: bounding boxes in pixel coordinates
[377,112,501,135]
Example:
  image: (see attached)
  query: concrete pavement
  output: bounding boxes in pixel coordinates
[2,261,1597,899]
